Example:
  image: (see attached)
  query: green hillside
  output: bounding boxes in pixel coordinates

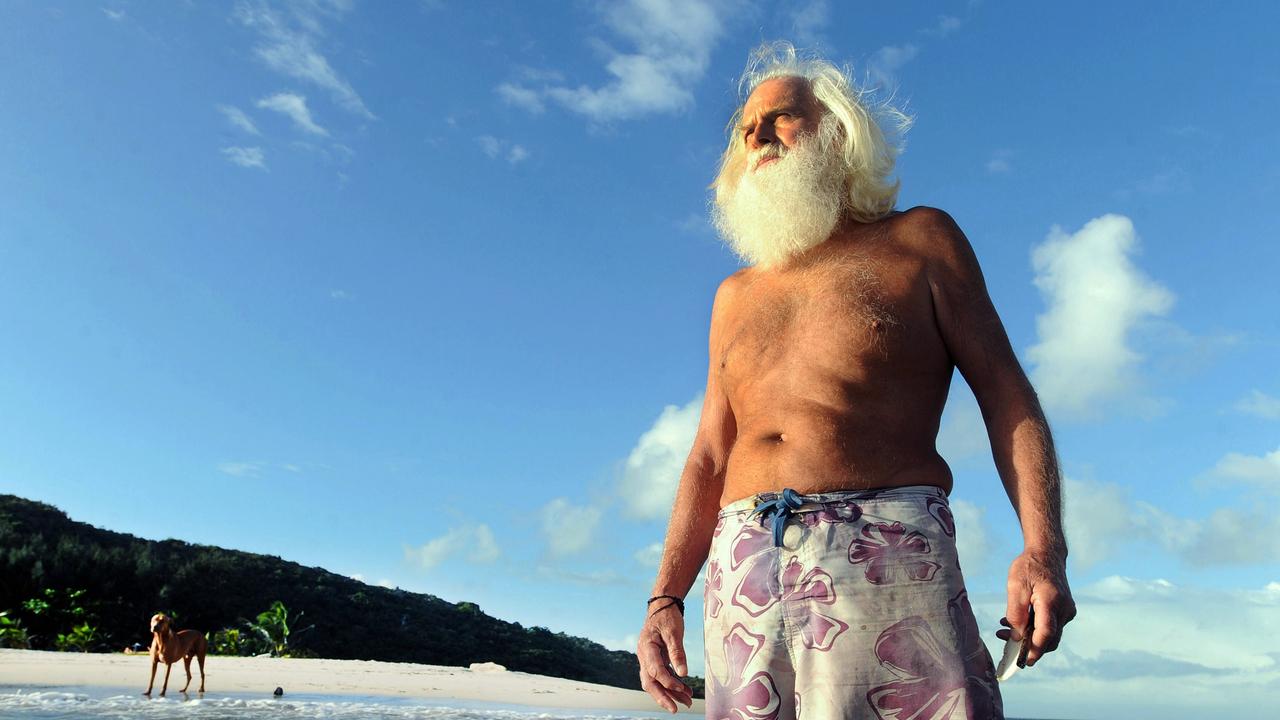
[0,494,688,694]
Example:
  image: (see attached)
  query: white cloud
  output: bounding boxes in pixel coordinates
[676,212,711,236]
[1179,508,1280,565]
[866,43,919,87]
[218,460,265,477]
[618,395,703,520]
[234,0,374,119]
[405,524,502,570]
[1142,321,1241,382]
[1116,167,1192,199]
[329,142,355,163]
[217,460,307,476]
[352,572,399,591]
[471,524,501,563]
[475,135,529,164]
[1208,446,1280,491]
[1063,477,1134,571]
[790,0,830,47]
[220,146,267,170]
[1080,574,1178,603]
[1025,214,1175,419]
[969,577,1280,717]
[1066,575,1280,673]
[1235,389,1280,420]
[496,83,545,114]
[985,148,1012,174]
[1128,500,1193,557]
[102,8,125,22]
[599,632,641,653]
[1135,167,1191,195]
[936,382,989,465]
[634,541,664,567]
[218,104,261,135]
[1132,498,1280,567]
[287,139,355,165]
[513,66,566,84]
[499,0,725,123]
[924,15,963,37]
[330,289,352,300]
[1053,474,1280,569]
[534,564,630,585]
[476,135,501,159]
[540,498,604,557]
[951,498,993,575]
[257,92,328,136]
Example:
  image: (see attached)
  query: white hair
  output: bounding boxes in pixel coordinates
[712,42,912,224]
[711,115,846,267]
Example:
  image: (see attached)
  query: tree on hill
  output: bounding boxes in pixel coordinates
[0,494,693,696]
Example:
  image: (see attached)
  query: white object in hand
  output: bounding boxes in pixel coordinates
[994,632,1026,682]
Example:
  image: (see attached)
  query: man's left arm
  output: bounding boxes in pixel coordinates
[914,207,1076,667]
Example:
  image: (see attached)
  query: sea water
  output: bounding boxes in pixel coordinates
[0,687,1053,719]
[0,687,690,720]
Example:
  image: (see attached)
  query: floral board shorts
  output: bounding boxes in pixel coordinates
[702,485,1003,720]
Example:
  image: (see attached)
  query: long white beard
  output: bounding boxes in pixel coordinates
[712,119,846,268]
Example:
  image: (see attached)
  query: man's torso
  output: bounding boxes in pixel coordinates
[715,207,957,506]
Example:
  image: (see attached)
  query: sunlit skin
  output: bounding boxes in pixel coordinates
[738,77,824,169]
[636,76,1075,713]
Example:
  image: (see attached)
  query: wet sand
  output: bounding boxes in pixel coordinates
[0,649,702,715]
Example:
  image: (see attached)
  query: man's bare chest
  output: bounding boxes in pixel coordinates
[716,254,935,387]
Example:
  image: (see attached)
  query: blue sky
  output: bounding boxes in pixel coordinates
[1,1,1278,717]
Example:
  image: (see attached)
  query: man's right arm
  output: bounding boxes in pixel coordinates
[637,273,740,712]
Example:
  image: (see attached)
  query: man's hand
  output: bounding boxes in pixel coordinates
[998,549,1076,667]
[637,602,693,714]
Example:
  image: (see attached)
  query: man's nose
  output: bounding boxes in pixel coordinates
[747,123,777,150]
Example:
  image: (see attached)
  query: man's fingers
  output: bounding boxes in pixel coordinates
[1026,597,1060,666]
[639,639,681,701]
[643,629,690,702]
[639,653,684,713]
[643,667,691,711]
[1006,572,1032,639]
[640,674,678,714]
[1005,597,1030,642]
[661,626,689,677]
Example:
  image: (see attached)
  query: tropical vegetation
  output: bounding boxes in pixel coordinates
[0,494,692,695]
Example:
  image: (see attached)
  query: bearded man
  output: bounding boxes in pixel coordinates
[636,44,1075,719]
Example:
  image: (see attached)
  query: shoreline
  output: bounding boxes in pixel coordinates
[0,650,702,715]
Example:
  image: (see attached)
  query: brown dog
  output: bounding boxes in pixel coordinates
[143,613,206,696]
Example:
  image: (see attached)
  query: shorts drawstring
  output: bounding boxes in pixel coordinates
[751,487,805,548]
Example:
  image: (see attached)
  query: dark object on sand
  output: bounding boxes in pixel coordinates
[274,687,284,697]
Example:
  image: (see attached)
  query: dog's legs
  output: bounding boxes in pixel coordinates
[181,656,192,692]
[160,662,173,697]
[144,655,158,696]
[196,640,207,692]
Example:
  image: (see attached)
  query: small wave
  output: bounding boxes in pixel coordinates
[0,690,660,720]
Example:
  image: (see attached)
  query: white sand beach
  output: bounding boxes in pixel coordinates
[0,649,703,715]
